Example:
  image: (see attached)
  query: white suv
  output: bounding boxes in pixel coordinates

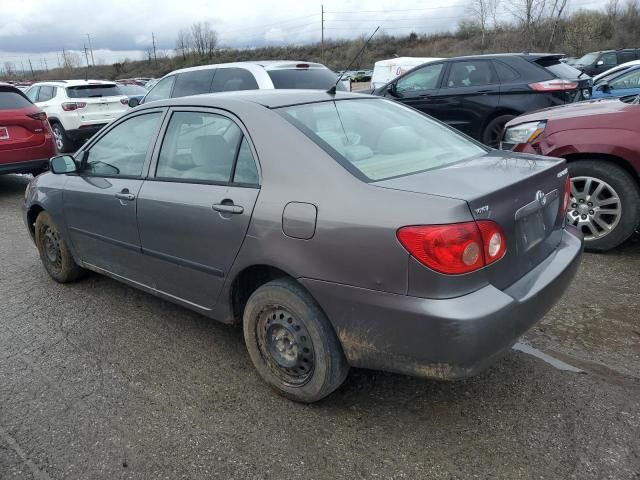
[141,61,346,105]
[25,80,129,152]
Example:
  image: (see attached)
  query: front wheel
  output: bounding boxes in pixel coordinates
[567,160,640,251]
[482,114,516,148]
[243,278,349,403]
[35,212,85,282]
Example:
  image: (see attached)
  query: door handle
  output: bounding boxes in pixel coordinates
[213,203,244,214]
[476,89,495,94]
[115,192,135,201]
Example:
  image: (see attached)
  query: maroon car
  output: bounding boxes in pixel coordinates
[0,83,56,176]
[502,96,640,251]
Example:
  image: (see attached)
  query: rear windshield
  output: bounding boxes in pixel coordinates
[268,68,347,91]
[0,89,33,109]
[66,85,122,98]
[278,99,486,181]
[536,59,583,79]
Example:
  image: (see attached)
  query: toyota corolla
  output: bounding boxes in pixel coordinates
[23,90,583,402]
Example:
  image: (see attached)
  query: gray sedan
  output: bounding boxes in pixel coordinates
[23,90,583,402]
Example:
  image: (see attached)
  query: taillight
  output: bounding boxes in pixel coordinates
[397,221,506,275]
[561,175,571,216]
[27,112,47,121]
[120,97,129,105]
[61,102,87,111]
[529,80,578,92]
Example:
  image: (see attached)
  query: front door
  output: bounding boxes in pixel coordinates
[137,109,261,309]
[388,62,446,118]
[63,110,164,284]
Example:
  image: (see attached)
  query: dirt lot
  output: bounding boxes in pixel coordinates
[1,174,639,480]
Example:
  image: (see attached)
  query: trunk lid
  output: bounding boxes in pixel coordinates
[65,84,128,125]
[374,150,569,289]
[0,108,47,152]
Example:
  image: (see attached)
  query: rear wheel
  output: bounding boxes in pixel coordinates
[482,114,516,148]
[35,212,85,282]
[243,278,349,403]
[51,122,72,153]
[567,160,640,251]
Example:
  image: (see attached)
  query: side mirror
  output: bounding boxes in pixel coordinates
[386,83,398,97]
[597,81,610,92]
[49,155,77,174]
[596,60,604,66]
[128,97,140,108]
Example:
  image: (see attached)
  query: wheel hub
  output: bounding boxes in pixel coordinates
[42,227,63,272]
[567,176,621,241]
[257,307,315,385]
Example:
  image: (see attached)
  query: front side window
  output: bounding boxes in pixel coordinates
[609,69,640,90]
[172,70,216,98]
[446,61,497,88]
[211,68,259,92]
[278,99,486,182]
[601,53,617,66]
[144,76,175,103]
[396,63,444,94]
[83,112,162,177]
[37,86,55,102]
[156,111,254,183]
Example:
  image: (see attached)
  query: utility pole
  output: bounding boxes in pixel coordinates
[20,61,25,77]
[151,32,158,64]
[86,33,95,65]
[28,59,34,77]
[43,58,48,72]
[321,5,324,64]
[83,45,90,80]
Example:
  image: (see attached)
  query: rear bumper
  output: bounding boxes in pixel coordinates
[0,158,50,175]
[301,227,583,379]
[67,124,106,142]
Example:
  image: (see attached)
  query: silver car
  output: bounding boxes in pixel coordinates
[23,90,583,402]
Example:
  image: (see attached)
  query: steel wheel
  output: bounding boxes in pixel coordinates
[42,226,63,274]
[567,176,622,241]
[256,306,315,387]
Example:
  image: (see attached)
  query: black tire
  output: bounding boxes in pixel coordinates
[567,160,640,252]
[243,278,349,403]
[51,122,72,153]
[35,212,85,283]
[482,114,516,148]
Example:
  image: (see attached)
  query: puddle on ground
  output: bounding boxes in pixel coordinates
[512,342,584,373]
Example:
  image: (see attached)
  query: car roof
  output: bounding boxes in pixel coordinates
[440,53,564,62]
[168,61,330,76]
[32,79,116,87]
[139,89,371,110]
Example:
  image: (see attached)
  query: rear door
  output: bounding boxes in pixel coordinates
[432,59,500,140]
[388,62,446,117]
[137,108,260,309]
[63,109,165,283]
[35,85,57,116]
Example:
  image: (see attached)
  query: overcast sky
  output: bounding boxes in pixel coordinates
[0,0,603,70]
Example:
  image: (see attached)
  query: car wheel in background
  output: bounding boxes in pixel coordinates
[567,160,640,252]
[51,122,72,153]
[35,212,85,282]
[483,114,516,148]
[243,278,349,403]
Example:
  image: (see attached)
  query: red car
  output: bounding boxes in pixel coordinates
[0,83,56,175]
[502,96,640,251]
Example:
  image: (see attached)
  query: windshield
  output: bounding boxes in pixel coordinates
[278,99,486,182]
[66,85,122,98]
[575,52,600,66]
[267,68,347,91]
[118,85,148,95]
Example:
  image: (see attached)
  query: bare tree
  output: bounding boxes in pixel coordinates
[508,0,547,48]
[190,21,218,58]
[606,0,620,18]
[175,28,192,60]
[61,51,80,71]
[3,62,16,77]
[546,0,569,49]
[467,0,492,49]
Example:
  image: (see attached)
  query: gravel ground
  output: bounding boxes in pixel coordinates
[1,173,639,480]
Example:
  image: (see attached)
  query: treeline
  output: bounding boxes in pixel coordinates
[7,0,640,82]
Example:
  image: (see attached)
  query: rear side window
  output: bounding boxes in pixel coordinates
[445,60,497,88]
[211,68,259,92]
[494,61,520,82]
[267,68,346,90]
[172,70,216,98]
[144,76,175,103]
[67,85,121,98]
[618,50,636,64]
[25,87,39,102]
[37,86,56,102]
[278,99,486,182]
[0,89,33,109]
